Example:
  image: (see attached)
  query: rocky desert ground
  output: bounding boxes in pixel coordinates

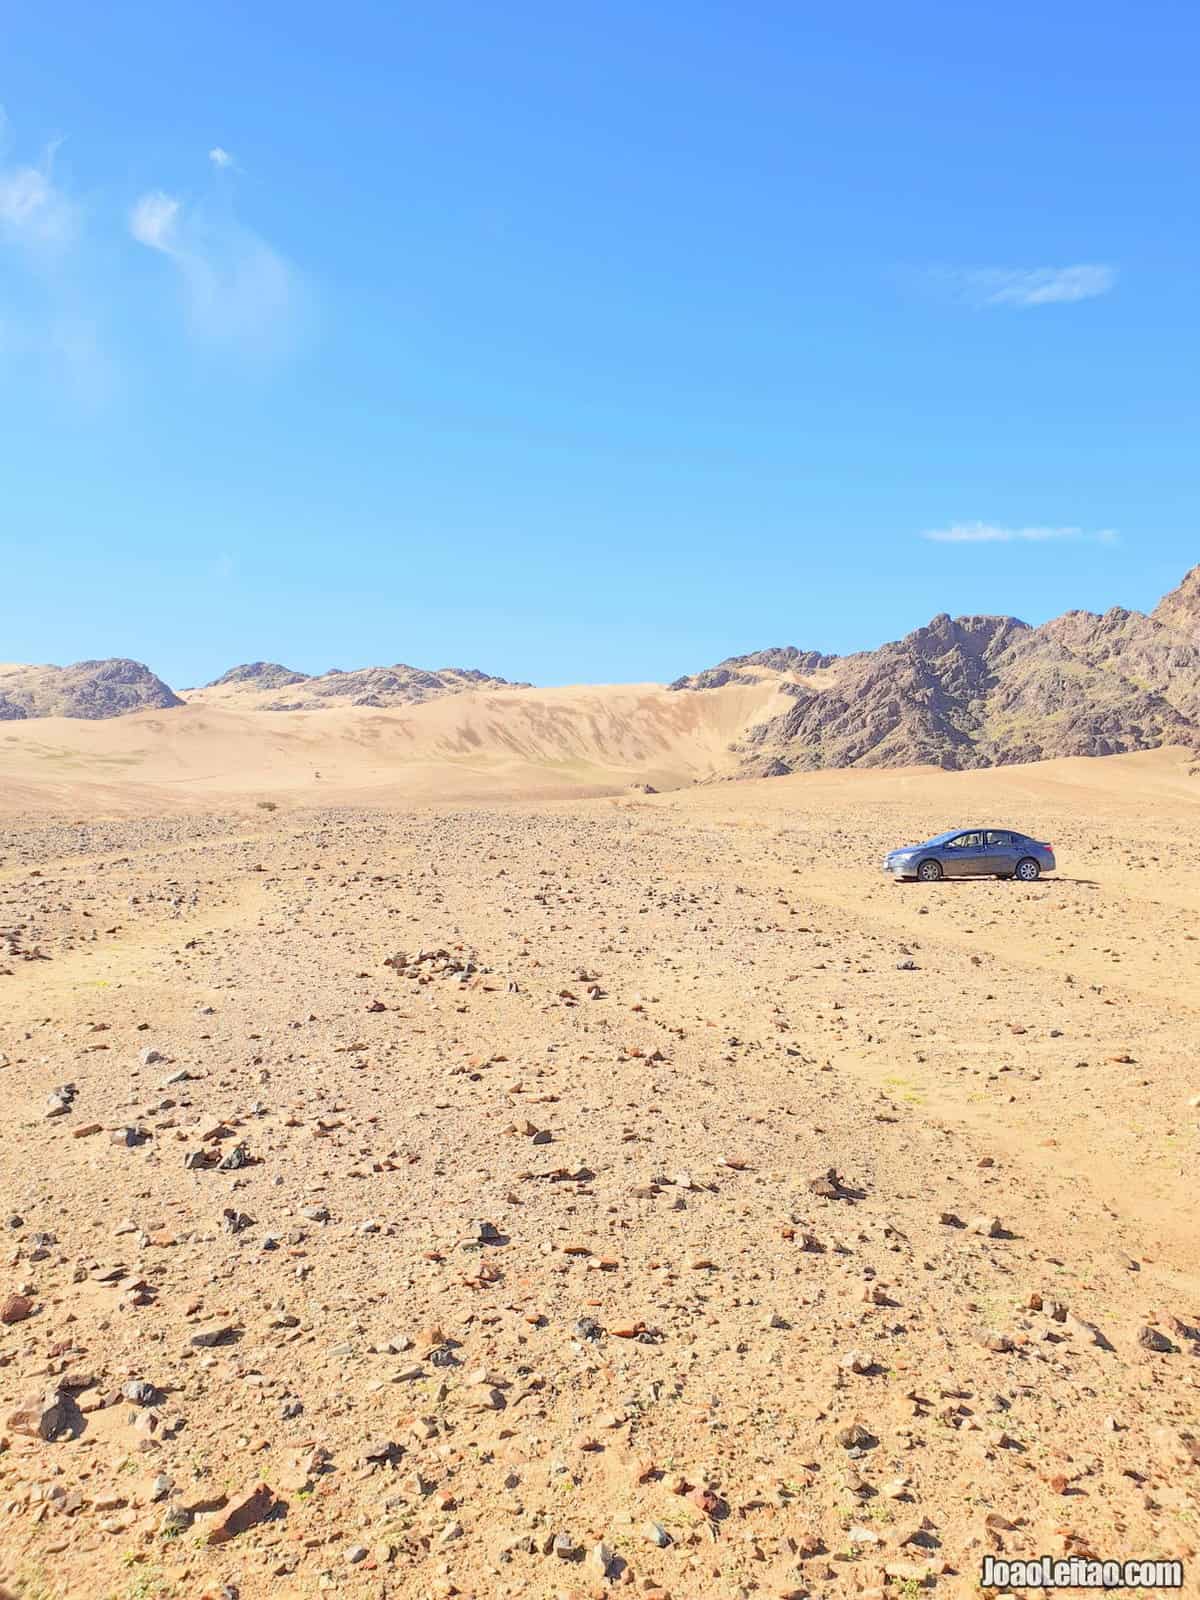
[1,738,1199,1600]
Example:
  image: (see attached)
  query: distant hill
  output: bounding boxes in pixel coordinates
[187,662,529,710]
[669,565,1200,773]
[0,658,182,721]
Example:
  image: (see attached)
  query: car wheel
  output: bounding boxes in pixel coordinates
[1014,857,1040,882]
[916,859,943,882]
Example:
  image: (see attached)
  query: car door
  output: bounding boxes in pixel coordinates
[983,830,1019,875]
[940,831,984,875]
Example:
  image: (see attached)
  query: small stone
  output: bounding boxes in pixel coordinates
[836,1422,875,1450]
[8,1389,69,1441]
[979,1330,1014,1353]
[123,1380,158,1405]
[1138,1325,1175,1353]
[206,1481,277,1544]
[590,1540,615,1576]
[1,1293,34,1324]
[191,1323,237,1348]
[346,1544,369,1564]
[642,1521,671,1547]
[968,1216,1003,1237]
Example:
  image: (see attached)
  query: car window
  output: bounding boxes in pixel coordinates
[986,831,1012,846]
[944,832,982,849]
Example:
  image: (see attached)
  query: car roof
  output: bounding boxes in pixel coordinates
[927,826,1024,843]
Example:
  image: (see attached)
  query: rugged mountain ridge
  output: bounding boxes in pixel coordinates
[0,658,182,721]
[672,564,1200,773]
[189,661,528,710]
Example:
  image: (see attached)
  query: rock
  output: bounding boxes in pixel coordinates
[836,1422,875,1450]
[1138,1325,1175,1353]
[138,1047,165,1066]
[123,1380,159,1405]
[1,1293,34,1324]
[190,1323,238,1348]
[839,1348,872,1374]
[968,1216,1003,1237]
[552,1531,581,1560]
[159,1504,191,1537]
[590,1540,615,1576]
[206,1481,278,1544]
[346,1544,369,1564]
[8,1388,69,1441]
[642,1521,671,1547]
[978,1331,1014,1353]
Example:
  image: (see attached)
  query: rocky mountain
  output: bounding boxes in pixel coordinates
[205,661,311,691]
[672,565,1200,773]
[189,662,529,710]
[0,658,182,721]
[669,645,837,691]
[1151,564,1200,639]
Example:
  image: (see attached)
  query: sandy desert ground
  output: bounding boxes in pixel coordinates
[1,718,1199,1599]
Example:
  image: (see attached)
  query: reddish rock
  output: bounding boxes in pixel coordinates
[1,1294,34,1325]
[205,1481,278,1544]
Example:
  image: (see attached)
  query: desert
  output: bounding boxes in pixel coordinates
[1,640,1198,1597]
[7,9,1199,1592]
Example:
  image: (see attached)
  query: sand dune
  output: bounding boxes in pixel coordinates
[0,679,792,813]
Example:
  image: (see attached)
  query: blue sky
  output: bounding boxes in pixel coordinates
[2,1,1196,687]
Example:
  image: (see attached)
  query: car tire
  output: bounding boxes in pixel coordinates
[916,859,943,882]
[1014,857,1040,882]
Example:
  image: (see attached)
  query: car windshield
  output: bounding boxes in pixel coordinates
[922,830,963,846]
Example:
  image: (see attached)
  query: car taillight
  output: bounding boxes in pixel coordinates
[1042,842,1052,850]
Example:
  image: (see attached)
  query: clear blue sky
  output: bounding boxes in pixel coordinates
[2,1,1196,687]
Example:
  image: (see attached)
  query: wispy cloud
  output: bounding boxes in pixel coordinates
[922,522,1119,546]
[946,264,1117,308]
[0,126,78,251]
[130,170,305,353]
[0,110,114,404]
[208,147,236,170]
[130,190,180,250]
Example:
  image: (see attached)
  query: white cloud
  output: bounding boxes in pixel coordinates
[208,147,235,169]
[955,264,1116,308]
[129,190,180,251]
[0,135,78,249]
[922,522,1119,546]
[0,114,112,403]
[129,184,305,353]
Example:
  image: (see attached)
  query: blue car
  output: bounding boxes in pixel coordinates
[883,828,1055,883]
